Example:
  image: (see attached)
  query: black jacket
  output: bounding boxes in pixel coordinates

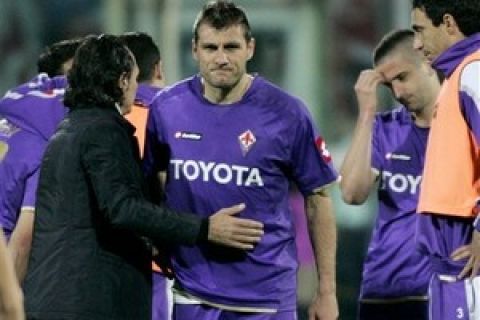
[24,107,206,320]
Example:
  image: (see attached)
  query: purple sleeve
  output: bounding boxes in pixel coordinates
[371,115,383,171]
[143,101,169,176]
[21,169,40,210]
[459,61,480,144]
[290,105,338,195]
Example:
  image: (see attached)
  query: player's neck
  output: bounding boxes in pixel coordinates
[203,74,253,105]
[413,102,435,128]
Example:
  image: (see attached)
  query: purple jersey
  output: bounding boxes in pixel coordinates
[136,83,161,106]
[360,106,431,299]
[144,75,338,311]
[417,34,480,275]
[0,74,66,238]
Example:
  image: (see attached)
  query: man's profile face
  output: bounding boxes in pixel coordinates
[411,8,450,63]
[192,23,254,91]
[120,61,139,115]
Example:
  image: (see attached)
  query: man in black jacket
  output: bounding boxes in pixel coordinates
[23,35,264,320]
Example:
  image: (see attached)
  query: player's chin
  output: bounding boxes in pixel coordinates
[211,79,236,90]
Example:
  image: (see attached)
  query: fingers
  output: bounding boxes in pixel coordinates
[209,203,265,249]
[470,259,480,280]
[451,245,471,261]
[458,259,472,280]
[234,218,264,230]
[217,203,246,216]
[355,70,383,90]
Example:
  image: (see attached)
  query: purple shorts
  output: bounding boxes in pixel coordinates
[152,273,172,320]
[173,304,296,320]
[429,274,480,320]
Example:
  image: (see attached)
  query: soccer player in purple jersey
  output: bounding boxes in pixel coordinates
[121,31,173,320]
[410,1,480,318]
[340,29,441,320]
[144,1,339,319]
[0,38,84,284]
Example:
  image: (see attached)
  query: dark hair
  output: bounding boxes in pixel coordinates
[373,29,415,66]
[37,38,85,77]
[193,0,252,43]
[120,32,160,83]
[64,34,135,110]
[412,0,480,36]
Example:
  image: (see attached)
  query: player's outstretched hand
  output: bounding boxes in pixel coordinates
[208,203,264,250]
[451,229,480,279]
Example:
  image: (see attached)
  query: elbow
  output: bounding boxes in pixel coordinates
[340,184,368,205]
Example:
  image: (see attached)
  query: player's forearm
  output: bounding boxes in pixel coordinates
[0,230,24,319]
[306,192,337,295]
[8,210,34,283]
[339,111,376,204]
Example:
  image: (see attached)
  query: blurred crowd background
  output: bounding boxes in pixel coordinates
[0,0,412,319]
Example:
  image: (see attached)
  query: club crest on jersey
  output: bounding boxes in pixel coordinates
[238,130,256,155]
[315,136,332,162]
[174,131,202,141]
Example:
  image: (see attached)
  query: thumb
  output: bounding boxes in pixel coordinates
[219,203,246,216]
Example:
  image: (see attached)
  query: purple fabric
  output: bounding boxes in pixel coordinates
[0,74,67,140]
[144,75,337,311]
[0,75,66,237]
[173,304,297,320]
[432,33,480,77]
[152,273,169,320]
[136,83,161,107]
[360,106,431,299]
[429,276,470,320]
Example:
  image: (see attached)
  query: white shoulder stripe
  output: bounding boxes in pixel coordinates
[460,61,480,112]
[3,89,65,100]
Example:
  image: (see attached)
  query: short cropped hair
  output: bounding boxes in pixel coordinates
[37,38,84,77]
[193,0,252,43]
[373,29,415,66]
[412,0,480,36]
[120,32,160,83]
[64,35,135,110]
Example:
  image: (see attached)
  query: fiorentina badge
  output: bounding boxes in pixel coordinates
[238,130,256,155]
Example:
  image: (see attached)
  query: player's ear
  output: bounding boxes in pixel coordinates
[192,39,199,61]
[118,73,128,90]
[247,38,255,61]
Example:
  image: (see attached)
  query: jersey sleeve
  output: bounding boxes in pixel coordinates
[143,100,170,176]
[21,169,40,211]
[371,115,384,173]
[290,104,338,196]
[459,61,480,145]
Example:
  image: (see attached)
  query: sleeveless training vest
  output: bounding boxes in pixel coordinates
[418,51,480,217]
